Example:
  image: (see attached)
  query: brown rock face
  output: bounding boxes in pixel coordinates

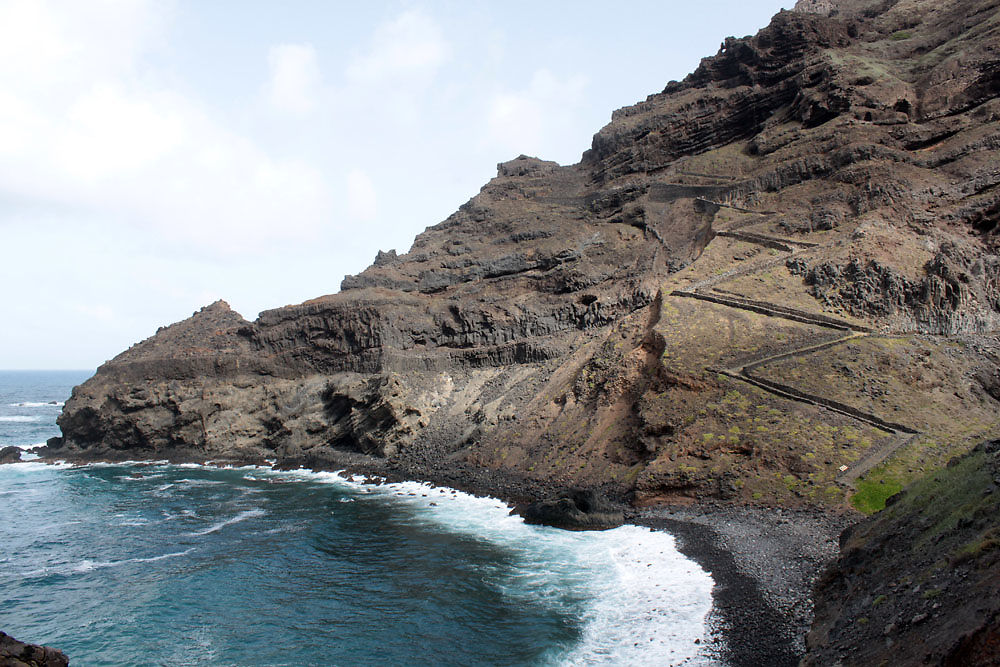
[0,631,69,667]
[55,0,1000,516]
[0,447,21,464]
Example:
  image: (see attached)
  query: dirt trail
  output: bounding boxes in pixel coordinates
[681,250,807,293]
[715,230,819,250]
[740,332,866,373]
[672,290,866,331]
[836,433,922,485]
[667,217,920,487]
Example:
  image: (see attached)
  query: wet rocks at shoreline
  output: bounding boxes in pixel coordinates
[0,631,69,667]
[633,503,848,666]
[521,488,625,530]
[0,447,22,465]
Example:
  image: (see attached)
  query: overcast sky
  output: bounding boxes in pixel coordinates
[1,0,789,370]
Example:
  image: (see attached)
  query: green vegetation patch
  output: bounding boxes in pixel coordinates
[866,447,1000,560]
[851,477,903,514]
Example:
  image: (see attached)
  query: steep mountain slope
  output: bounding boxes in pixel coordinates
[804,438,1000,666]
[52,0,1000,514]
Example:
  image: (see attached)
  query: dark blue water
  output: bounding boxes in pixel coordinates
[0,373,716,666]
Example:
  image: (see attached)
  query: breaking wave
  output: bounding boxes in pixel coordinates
[186,508,268,536]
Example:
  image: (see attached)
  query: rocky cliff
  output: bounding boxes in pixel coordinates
[51,0,1000,513]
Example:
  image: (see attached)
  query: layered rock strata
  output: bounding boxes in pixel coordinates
[53,0,1000,513]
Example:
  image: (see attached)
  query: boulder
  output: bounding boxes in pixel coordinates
[0,447,22,465]
[521,488,624,530]
[0,631,69,667]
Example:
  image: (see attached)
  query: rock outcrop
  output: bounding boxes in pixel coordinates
[0,632,69,667]
[52,0,1000,516]
[0,447,22,464]
[521,488,625,530]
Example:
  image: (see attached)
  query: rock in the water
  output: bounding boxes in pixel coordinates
[0,447,22,465]
[521,489,624,530]
[0,631,69,667]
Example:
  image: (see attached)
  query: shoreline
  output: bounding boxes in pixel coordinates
[632,505,850,667]
[3,457,715,665]
[29,447,851,664]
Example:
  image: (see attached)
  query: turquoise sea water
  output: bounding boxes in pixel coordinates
[0,372,718,666]
[0,370,91,449]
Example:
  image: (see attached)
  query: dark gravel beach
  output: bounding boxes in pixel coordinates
[632,504,850,667]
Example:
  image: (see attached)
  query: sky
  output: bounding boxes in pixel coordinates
[0,0,790,370]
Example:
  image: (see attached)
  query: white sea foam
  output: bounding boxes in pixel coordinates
[549,531,717,665]
[186,508,267,536]
[176,478,225,486]
[230,467,717,665]
[20,548,195,578]
[9,442,46,461]
[15,442,47,450]
[79,461,717,663]
[0,461,74,474]
[8,401,63,408]
[86,460,171,469]
[74,549,196,572]
[260,523,306,536]
[0,415,41,422]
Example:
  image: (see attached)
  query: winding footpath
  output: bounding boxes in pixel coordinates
[665,208,921,487]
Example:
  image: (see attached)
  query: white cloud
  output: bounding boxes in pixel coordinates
[0,0,169,90]
[346,10,449,84]
[0,0,333,254]
[266,43,321,115]
[488,92,543,156]
[346,169,377,222]
[485,69,588,163]
[58,83,186,180]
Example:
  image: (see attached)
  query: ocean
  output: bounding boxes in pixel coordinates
[0,371,719,666]
[0,370,89,451]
